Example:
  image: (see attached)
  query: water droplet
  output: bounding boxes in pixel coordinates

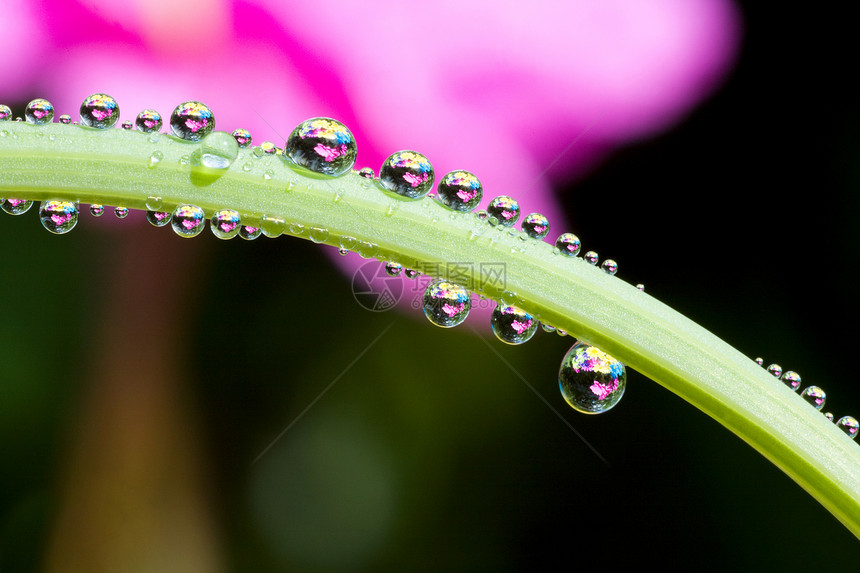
[339,236,358,251]
[289,222,305,236]
[146,210,172,227]
[263,169,275,180]
[766,363,783,378]
[403,268,419,279]
[39,200,78,234]
[200,130,239,170]
[25,98,54,124]
[242,162,252,172]
[89,204,105,217]
[259,215,285,238]
[284,117,357,176]
[836,416,859,439]
[338,247,350,255]
[239,225,262,240]
[491,303,538,344]
[145,196,163,211]
[114,206,129,219]
[601,259,618,275]
[379,150,434,199]
[356,242,378,259]
[557,329,568,337]
[824,412,835,422]
[135,109,163,133]
[584,251,599,265]
[559,342,626,414]
[636,284,645,291]
[231,128,252,148]
[171,204,206,237]
[148,150,164,168]
[121,120,133,130]
[308,227,329,244]
[541,322,557,333]
[521,213,550,239]
[754,357,764,366]
[435,170,482,212]
[0,105,11,121]
[385,262,403,276]
[80,93,120,129]
[781,370,802,391]
[58,114,72,125]
[209,209,241,239]
[474,210,488,221]
[170,101,214,141]
[423,279,471,328]
[486,196,520,227]
[800,386,826,410]
[358,167,374,179]
[1,198,33,215]
[259,141,278,155]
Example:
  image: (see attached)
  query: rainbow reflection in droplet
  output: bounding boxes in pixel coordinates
[436,170,482,212]
[379,151,434,199]
[285,117,356,177]
[423,279,471,327]
[491,304,537,345]
[559,342,626,414]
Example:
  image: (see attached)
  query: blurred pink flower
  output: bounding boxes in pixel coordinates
[2,0,739,291]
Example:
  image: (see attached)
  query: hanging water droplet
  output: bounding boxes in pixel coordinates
[58,114,72,125]
[554,233,582,257]
[284,117,357,176]
[422,279,471,328]
[259,215,285,238]
[435,170,482,212]
[145,210,172,227]
[559,342,626,414]
[79,93,120,129]
[121,120,133,130]
[171,204,206,237]
[239,225,262,240]
[289,222,305,236]
[114,206,129,219]
[170,101,214,141]
[338,247,349,256]
[200,130,239,169]
[231,128,252,148]
[601,259,618,275]
[521,213,550,239]
[1,198,33,215]
[356,242,378,259]
[486,196,520,227]
[799,386,826,410]
[308,227,329,243]
[541,322,557,333]
[25,98,54,124]
[0,105,12,121]
[404,268,419,279]
[210,209,241,239]
[379,150,434,199]
[339,236,358,251]
[836,416,859,439]
[358,167,374,179]
[385,262,403,276]
[781,370,802,390]
[557,329,568,337]
[491,303,538,344]
[90,204,104,217]
[135,109,163,133]
[148,150,164,168]
[39,200,78,234]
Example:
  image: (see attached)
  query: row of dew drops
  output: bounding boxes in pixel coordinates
[754,359,859,439]
[4,95,856,431]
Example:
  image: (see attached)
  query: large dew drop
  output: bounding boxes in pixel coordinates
[135,109,163,133]
[146,211,172,227]
[521,213,550,239]
[0,105,13,121]
[555,233,581,257]
[435,170,482,212]
[39,200,79,234]
[799,386,826,410]
[284,117,356,176]
[170,101,214,141]
[486,196,520,227]
[80,93,120,129]
[491,304,538,344]
[422,279,471,328]
[379,151,434,199]
[200,131,239,170]
[171,204,206,238]
[25,98,54,125]
[559,342,626,414]
[836,416,859,439]
[210,209,241,239]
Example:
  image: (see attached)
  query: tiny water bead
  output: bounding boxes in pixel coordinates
[114,206,129,219]
[79,93,120,129]
[210,209,241,239]
[555,233,582,257]
[39,200,78,234]
[121,120,133,130]
[58,114,72,125]
[584,251,599,265]
[521,213,550,239]
[559,342,627,414]
[89,204,105,217]
[231,128,252,148]
[170,101,214,141]
[781,370,801,391]
[491,304,538,344]
[824,412,835,422]
[404,268,420,279]
[135,109,163,133]
[200,131,239,170]
[601,259,618,275]
[0,105,12,120]
[285,117,357,177]
[148,150,164,168]
[1,198,33,215]
[422,279,471,328]
[25,98,54,124]
[146,210,172,227]
[171,205,206,238]
[358,167,374,179]
[799,386,826,410]
[240,225,262,240]
[836,416,859,439]
[384,262,403,277]
[435,170,483,212]
[486,196,520,227]
[379,151,434,199]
